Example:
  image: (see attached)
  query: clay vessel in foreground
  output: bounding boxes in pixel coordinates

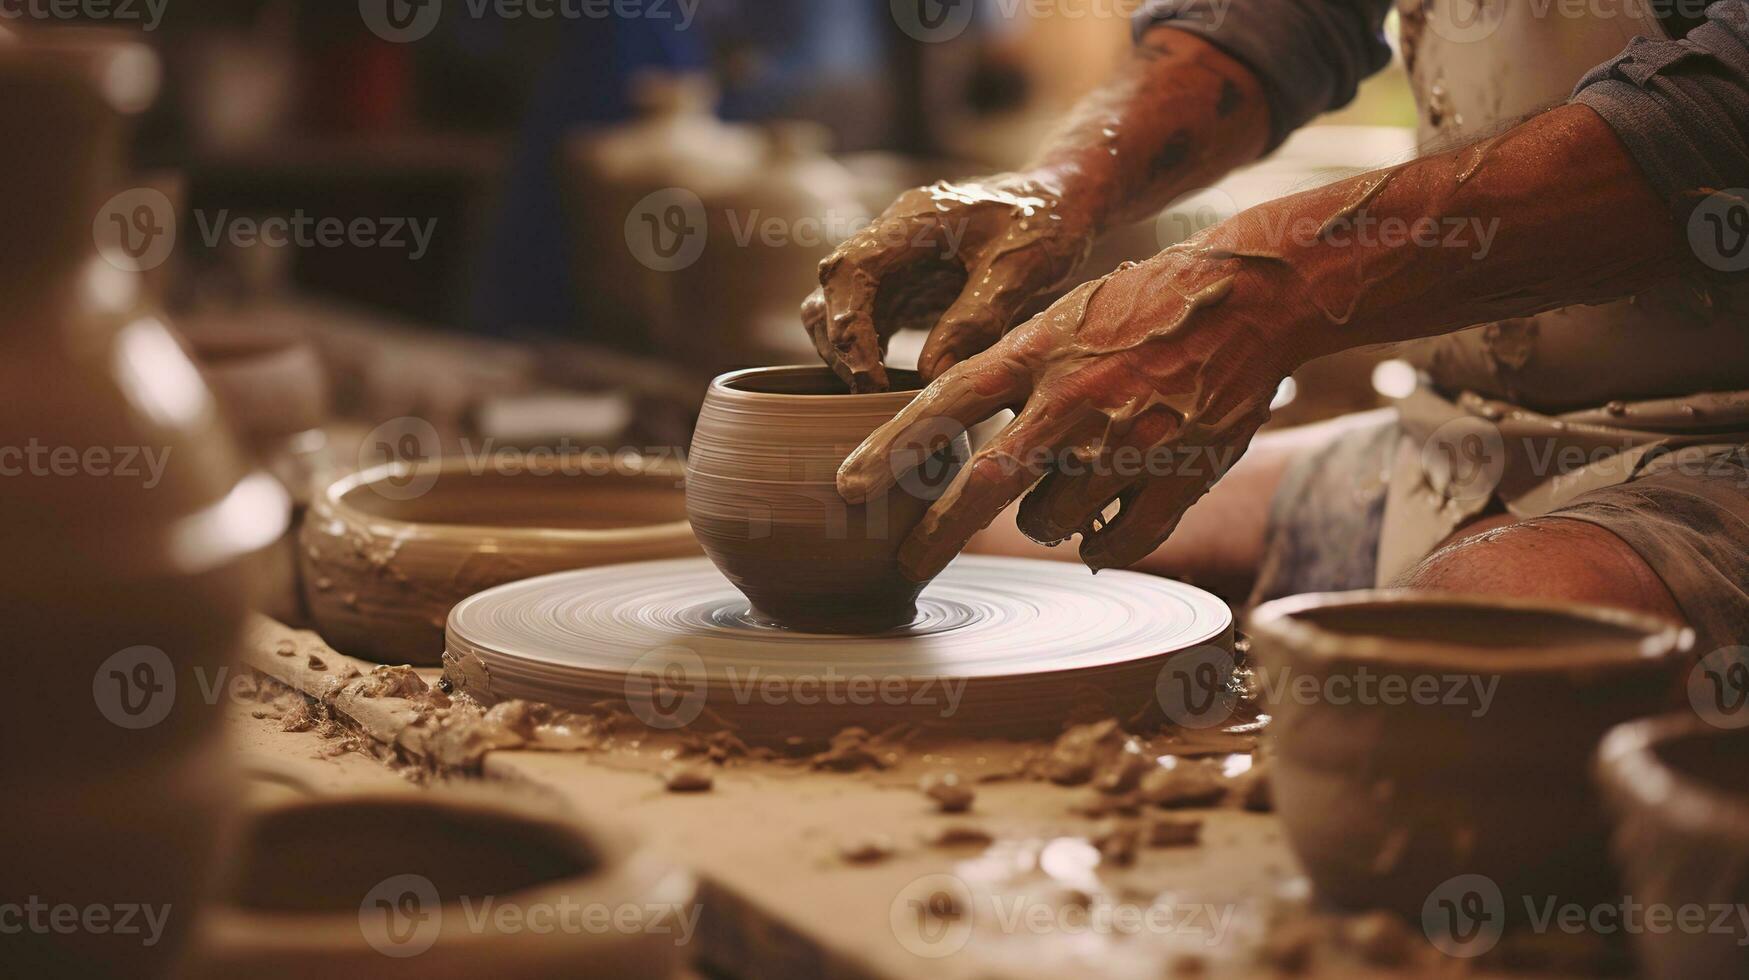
[1,37,287,979]
[1247,591,1692,937]
[184,790,695,979]
[686,366,969,633]
[1597,715,1749,980]
[302,453,697,665]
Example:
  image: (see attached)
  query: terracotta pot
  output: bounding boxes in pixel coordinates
[185,791,696,979]
[1,37,285,980]
[658,122,869,368]
[562,73,764,348]
[686,366,970,633]
[1597,716,1749,980]
[302,453,698,665]
[1247,591,1693,921]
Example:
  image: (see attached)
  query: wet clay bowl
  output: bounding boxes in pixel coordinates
[686,366,970,633]
[185,791,695,980]
[301,453,699,665]
[1597,716,1749,980]
[1248,591,1693,922]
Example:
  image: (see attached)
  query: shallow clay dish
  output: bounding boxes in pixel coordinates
[686,366,969,633]
[1248,591,1692,920]
[302,454,698,665]
[1597,716,1749,980]
[185,791,694,979]
[446,555,1232,742]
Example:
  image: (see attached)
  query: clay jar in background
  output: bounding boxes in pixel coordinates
[1246,592,1693,927]
[301,453,698,665]
[686,366,970,633]
[184,791,696,979]
[562,73,764,349]
[1597,716,1749,980]
[1,37,287,979]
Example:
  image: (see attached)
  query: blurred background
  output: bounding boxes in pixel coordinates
[21,0,1422,506]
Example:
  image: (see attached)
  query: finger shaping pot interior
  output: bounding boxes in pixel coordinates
[1247,591,1693,924]
[184,790,694,980]
[686,366,969,633]
[1597,716,1749,980]
[302,454,699,665]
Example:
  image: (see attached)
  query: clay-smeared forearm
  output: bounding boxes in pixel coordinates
[1026,27,1272,236]
[804,29,1271,393]
[840,103,1690,582]
[1193,102,1686,365]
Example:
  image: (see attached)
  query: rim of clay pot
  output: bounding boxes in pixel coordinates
[1247,590,1693,674]
[1597,714,1749,843]
[194,790,694,955]
[709,364,925,401]
[323,454,694,547]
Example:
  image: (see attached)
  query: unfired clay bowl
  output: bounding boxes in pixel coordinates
[686,366,970,633]
[1597,716,1749,980]
[301,454,698,665]
[185,791,695,979]
[1248,591,1693,920]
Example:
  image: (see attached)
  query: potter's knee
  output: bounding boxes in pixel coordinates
[1393,517,1685,624]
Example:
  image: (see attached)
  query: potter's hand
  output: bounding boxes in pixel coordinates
[838,103,1689,581]
[837,249,1293,581]
[801,175,1096,393]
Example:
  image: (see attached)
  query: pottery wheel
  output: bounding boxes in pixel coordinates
[445,556,1232,741]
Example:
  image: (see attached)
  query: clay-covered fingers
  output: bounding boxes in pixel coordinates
[1076,466,1215,571]
[810,216,961,393]
[1015,407,1181,544]
[917,250,1063,382]
[895,412,1073,583]
[837,353,1030,506]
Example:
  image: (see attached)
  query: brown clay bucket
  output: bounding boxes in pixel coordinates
[1597,714,1749,980]
[301,453,698,665]
[184,790,697,979]
[1248,590,1692,946]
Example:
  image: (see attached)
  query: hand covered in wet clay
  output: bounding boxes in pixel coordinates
[801,174,1097,392]
[837,246,1296,580]
[838,104,1688,581]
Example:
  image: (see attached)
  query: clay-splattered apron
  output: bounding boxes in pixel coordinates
[1377,0,1749,582]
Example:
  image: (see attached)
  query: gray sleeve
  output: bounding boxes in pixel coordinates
[1572,2,1749,204]
[1132,0,1396,150]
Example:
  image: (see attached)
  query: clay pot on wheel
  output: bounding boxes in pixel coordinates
[686,366,969,633]
[1247,592,1692,930]
[184,791,696,979]
[1597,715,1749,980]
